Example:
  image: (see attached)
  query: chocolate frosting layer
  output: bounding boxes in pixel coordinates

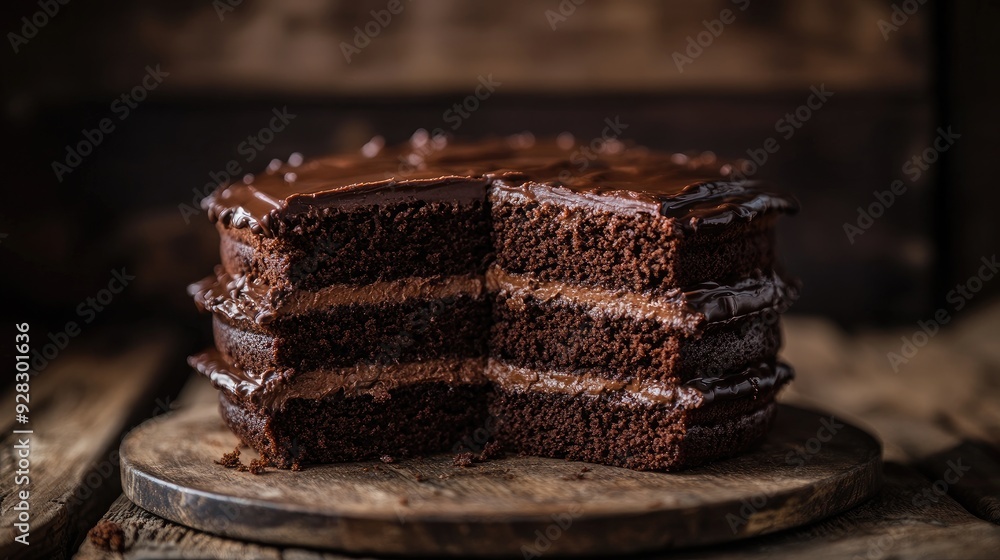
[189,350,487,409]
[191,264,795,330]
[485,359,793,407]
[204,134,797,237]
[189,267,486,325]
[488,266,797,332]
[190,348,790,411]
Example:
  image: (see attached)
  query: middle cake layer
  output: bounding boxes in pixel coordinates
[191,269,490,376]
[488,266,795,382]
[192,263,794,382]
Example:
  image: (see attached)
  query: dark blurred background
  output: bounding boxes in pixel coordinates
[0,0,997,348]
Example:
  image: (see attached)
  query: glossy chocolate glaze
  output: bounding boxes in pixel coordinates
[686,361,794,404]
[188,350,486,409]
[189,267,486,326]
[204,134,798,236]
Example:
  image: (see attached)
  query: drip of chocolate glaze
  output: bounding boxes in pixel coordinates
[684,273,800,324]
[188,267,281,325]
[685,362,794,404]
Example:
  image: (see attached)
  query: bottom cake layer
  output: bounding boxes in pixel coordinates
[210,354,791,471]
[220,382,490,468]
[489,388,780,471]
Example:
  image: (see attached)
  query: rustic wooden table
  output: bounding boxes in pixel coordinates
[3,302,1000,559]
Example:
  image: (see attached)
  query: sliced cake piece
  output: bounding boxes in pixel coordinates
[485,151,798,471]
[193,140,498,466]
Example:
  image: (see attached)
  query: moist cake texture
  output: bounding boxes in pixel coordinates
[189,134,798,471]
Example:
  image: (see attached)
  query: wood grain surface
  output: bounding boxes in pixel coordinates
[75,462,1000,560]
[118,388,881,557]
[0,330,180,560]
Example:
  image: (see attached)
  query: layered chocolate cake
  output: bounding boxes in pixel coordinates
[189,134,798,471]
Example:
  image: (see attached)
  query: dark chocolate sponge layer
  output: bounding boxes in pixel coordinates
[220,382,490,468]
[489,387,781,471]
[213,294,490,374]
[491,293,782,383]
[490,196,778,295]
[220,200,491,292]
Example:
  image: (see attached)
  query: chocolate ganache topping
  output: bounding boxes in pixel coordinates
[203,133,798,236]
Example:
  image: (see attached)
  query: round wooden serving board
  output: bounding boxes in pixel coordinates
[121,403,881,557]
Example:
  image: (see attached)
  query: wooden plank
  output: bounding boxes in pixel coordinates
[75,495,353,560]
[915,441,1000,525]
[0,330,181,560]
[74,463,1000,560]
[781,307,1000,529]
[660,463,1000,560]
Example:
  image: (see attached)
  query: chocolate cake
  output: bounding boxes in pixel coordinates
[189,133,798,471]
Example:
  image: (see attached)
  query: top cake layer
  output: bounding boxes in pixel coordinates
[204,135,797,237]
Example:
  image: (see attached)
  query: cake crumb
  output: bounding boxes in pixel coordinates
[88,520,125,552]
[414,472,427,482]
[216,446,270,474]
[581,466,591,472]
[453,452,476,467]
[478,441,505,462]
[380,455,396,464]
[291,461,303,472]
[453,442,504,468]
[215,447,243,469]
